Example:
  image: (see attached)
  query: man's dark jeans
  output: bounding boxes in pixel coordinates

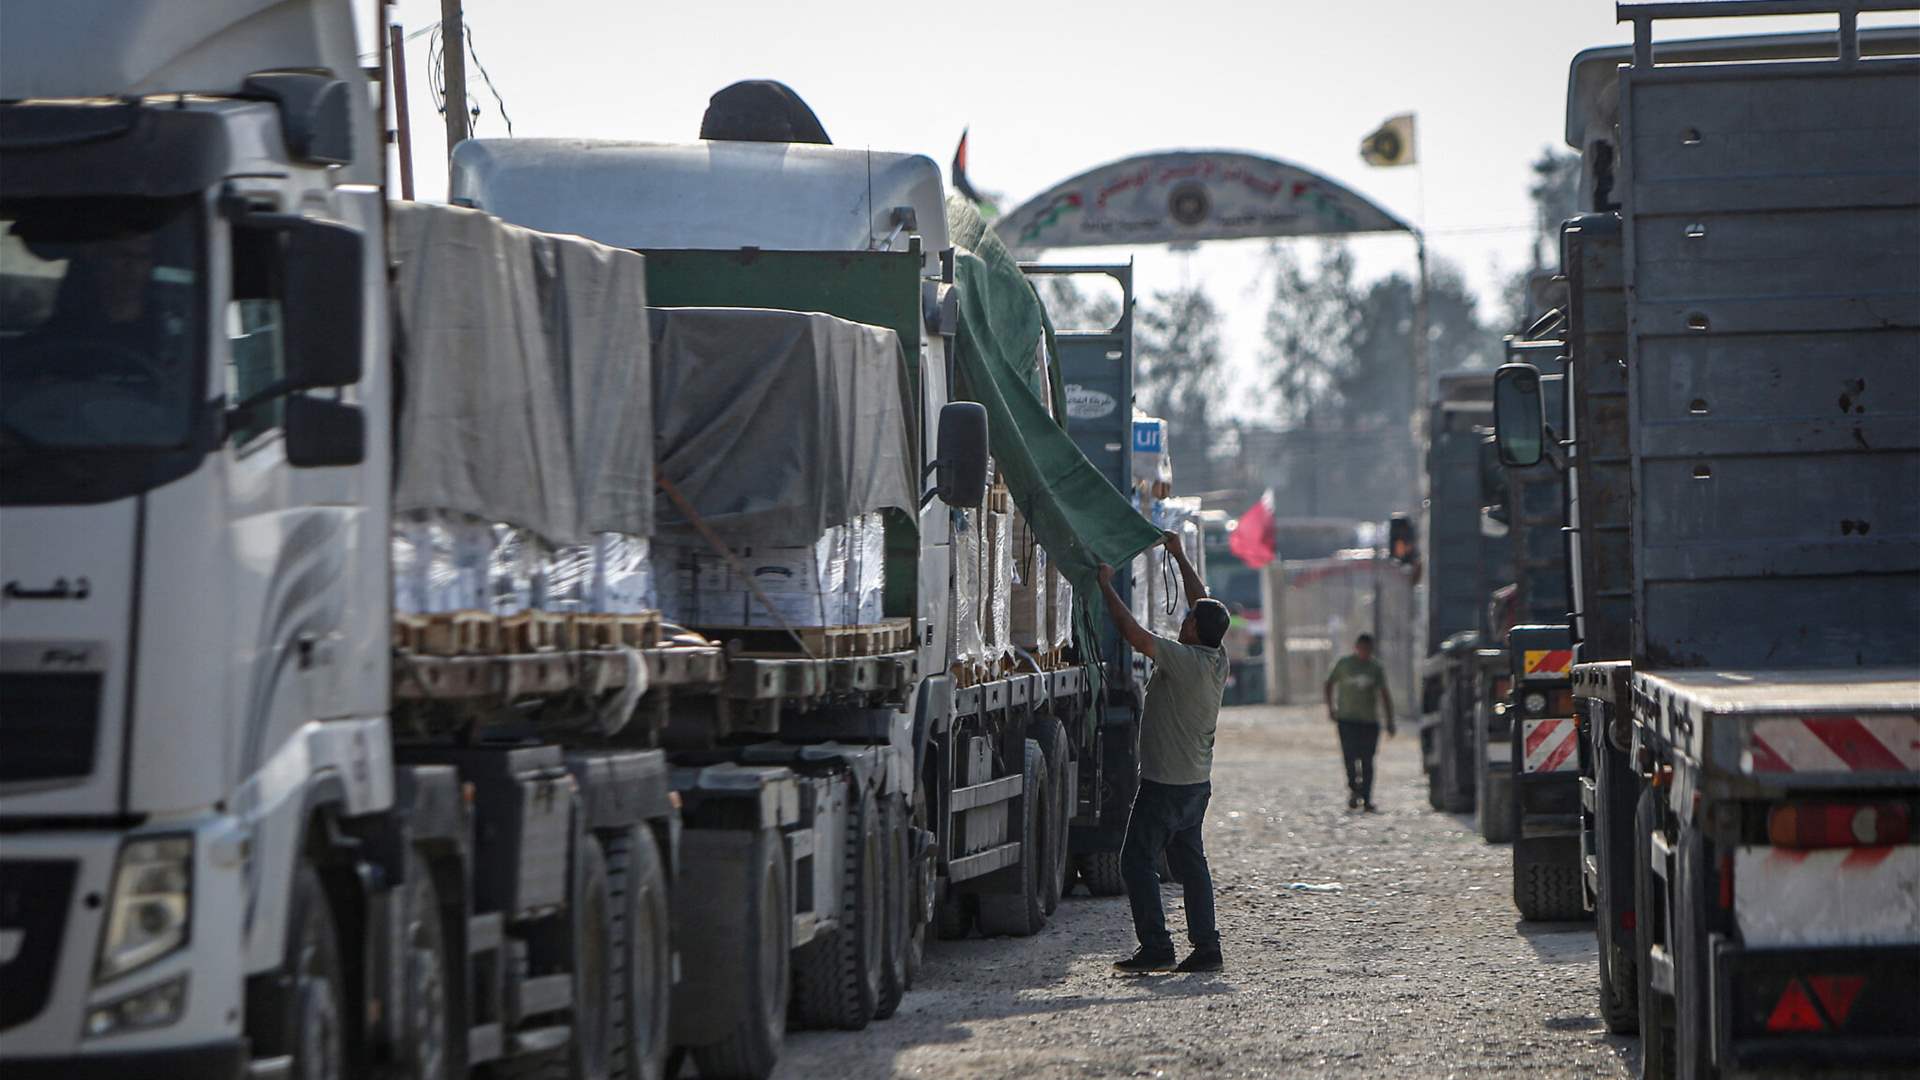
[1336,720,1381,802]
[1120,779,1219,955]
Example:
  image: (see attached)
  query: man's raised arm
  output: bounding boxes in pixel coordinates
[1097,562,1157,659]
[1162,530,1207,608]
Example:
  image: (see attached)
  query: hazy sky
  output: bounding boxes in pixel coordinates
[374,1,1907,407]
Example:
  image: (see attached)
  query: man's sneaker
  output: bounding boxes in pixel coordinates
[1347,794,1361,810]
[1363,801,1381,813]
[1112,948,1177,974]
[1176,947,1224,973]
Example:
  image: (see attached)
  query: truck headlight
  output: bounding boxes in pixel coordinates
[96,836,192,982]
[1522,691,1548,716]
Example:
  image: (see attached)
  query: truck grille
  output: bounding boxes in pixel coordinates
[0,672,102,783]
[0,859,76,1030]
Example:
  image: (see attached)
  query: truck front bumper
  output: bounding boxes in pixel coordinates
[1,1038,248,1080]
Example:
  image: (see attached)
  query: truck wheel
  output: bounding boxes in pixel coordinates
[1635,787,1677,1080]
[792,785,883,1031]
[1592,734,1638,1035]
[1671,822,1717,1080]
[1513,854,1584,921]
[905,785,932,974]
[690,829,790,1080]
[261,862,348,1080]
[401,850,456,1080]
[1078,851,1126,897]
[1425,764,1444,811]
[874,794,910,1020]
[569,834,616,1080]
[1479,766,1514,843]
[605,828,672,1080]
[977,740,1048,937]
[1036,719,1071,916]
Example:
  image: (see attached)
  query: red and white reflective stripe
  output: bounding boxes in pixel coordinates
[1744,714,1920,776]
[1522,717,1579,772]
[1733,844,1920,948]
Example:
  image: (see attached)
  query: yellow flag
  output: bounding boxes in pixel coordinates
[1360,114,1417,167]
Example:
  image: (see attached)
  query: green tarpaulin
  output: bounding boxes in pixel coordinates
[945,195,1162,598]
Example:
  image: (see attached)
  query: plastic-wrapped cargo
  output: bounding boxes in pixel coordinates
[987,510,1013,663]
[390,201,655,550]
[1010,510,1049,651]
[1050,564,1074,649]
[650,514,885,630]
[952,509,988,663]
[388,202,658,630]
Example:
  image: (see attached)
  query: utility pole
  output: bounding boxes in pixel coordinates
[387,22,415,199]
[1410,231,1431,519]
[440,0,468,161]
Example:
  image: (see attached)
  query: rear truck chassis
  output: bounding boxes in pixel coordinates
[1582,664,1920,1077]
[1474,645,1515,844]
[1421,634,1484,815]
[1506,626,1584,922]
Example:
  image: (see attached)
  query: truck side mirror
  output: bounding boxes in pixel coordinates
[934,401,989,508]
[1492,363,1544,467]
[281,218,365,389]
[285,396,365,468]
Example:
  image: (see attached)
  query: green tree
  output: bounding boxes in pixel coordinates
[1261,241,1362,426]
[1135,284,1226,433]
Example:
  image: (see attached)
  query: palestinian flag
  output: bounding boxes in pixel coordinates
[952,128,999,220]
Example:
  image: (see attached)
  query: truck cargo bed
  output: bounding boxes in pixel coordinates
[1631,666,1920,788]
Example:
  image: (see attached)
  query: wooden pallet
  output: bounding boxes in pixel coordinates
[697,617,914,659]
[395,612,499,656]
[570,611,663,650]
[500,611,565,653]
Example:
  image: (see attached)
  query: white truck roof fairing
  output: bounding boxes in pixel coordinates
[450,138,950,278]
[0,0,379,184]
[1564,27,1920,150]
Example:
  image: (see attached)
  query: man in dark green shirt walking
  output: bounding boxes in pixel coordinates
[1096,531,1231,975]
[1324,634,1395,811]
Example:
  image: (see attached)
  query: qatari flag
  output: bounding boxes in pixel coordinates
[1230,490,1277,569]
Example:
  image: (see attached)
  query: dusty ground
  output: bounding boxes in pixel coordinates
[774,703,1639,1079]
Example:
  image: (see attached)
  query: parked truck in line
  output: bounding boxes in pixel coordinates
[1496,4,1920,1074]
[1483,300,1588,921]
[1418,373,1508,814]
[0,6,1138,1079]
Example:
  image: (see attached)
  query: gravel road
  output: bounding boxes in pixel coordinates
[774,703,1640,1078]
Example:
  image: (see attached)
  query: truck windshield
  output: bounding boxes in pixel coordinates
[0,197,203,450]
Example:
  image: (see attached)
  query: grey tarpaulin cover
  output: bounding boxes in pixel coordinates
[649,307,915,546]
[390,202,653,546]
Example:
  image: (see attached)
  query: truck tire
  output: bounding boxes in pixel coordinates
[1078,851,1126,897]
[906,785,933,970]
[1592,733,1638,1035]
[1671,821,1717,1080]
[604,828,672,1080]
[689,830,790,1080]
[569,833,617,1080]
[1635,787,1677,1080]
[977,740,1048,937]
[1425,763,1444,811]
[792,785,883,1031]
[874,794,910,1020]
[1036,718,1071,916]
[256,861,348,1080]
[401,850,456,1080]
[1513,855,1585,921]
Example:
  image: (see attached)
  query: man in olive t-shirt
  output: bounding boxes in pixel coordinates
[1096,531,1231,974]
[1324,633,1395,811]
